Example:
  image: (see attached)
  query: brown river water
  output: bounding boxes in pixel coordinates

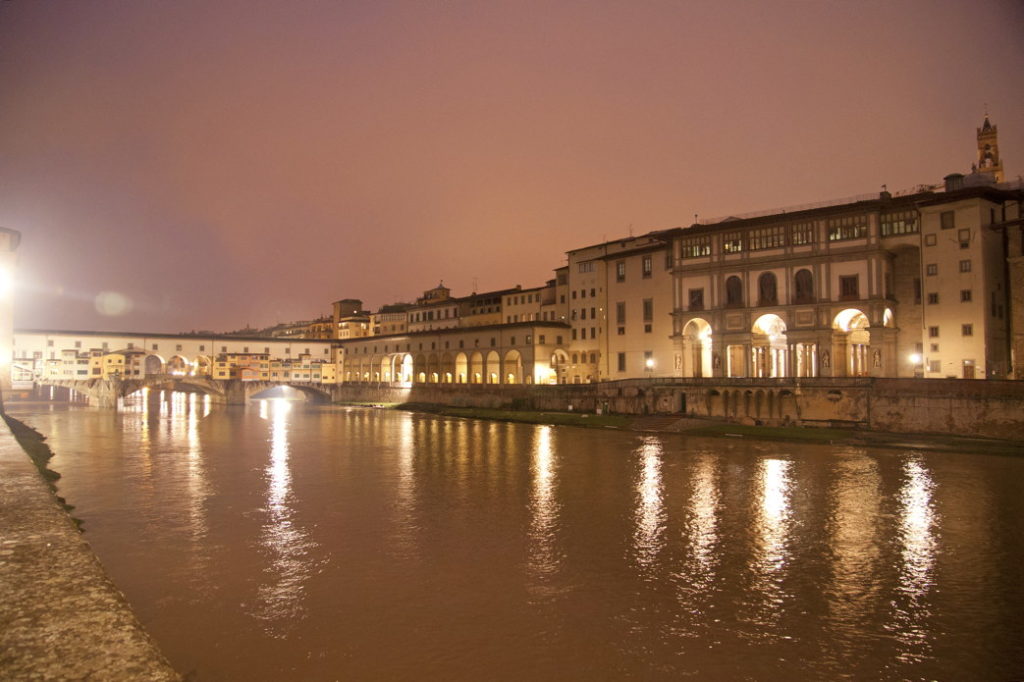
[10,391,1024,680]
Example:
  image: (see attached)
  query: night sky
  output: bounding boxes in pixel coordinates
[2,1,1022,334]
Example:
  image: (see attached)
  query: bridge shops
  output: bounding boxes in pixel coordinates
[11,329,336,383]
[12,321,577,390]
[333,321,573,385]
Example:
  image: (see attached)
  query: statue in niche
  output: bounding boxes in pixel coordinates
[713,353,721,369]
[821,350,831,369]
[873,349,881,367]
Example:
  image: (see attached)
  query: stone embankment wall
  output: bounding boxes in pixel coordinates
[0,420,180,680]
[328,378,1024,439]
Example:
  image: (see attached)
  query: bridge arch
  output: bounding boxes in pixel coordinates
[249,383,332,404]
[469,352,484,384]
[166,355,190,375]
[144,354,165,375]
[502,349,522,384]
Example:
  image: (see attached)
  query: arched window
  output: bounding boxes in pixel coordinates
[758,272,778,306]
[572,353,579,364]
[726,276,744,307]
[794,269,814,303]
[589,352,597,364]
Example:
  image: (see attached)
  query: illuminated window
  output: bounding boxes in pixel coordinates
[680,236,710,258]
[616,261,626,281]
[722,232,743,254]
[827,215,867,241]
[881,210,919,236]
[642,255,652,278]
[789,222,815,245]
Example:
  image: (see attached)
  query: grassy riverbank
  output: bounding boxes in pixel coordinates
[333,401,1024,456]
[396,402,632,429]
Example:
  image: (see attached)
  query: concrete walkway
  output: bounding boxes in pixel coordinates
[0,420,180,680]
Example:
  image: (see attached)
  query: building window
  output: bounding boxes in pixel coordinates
[828,215,868,241]
[176,344,183,351]
[616,302,626,324]
[924,234,937,246]
[572,290,577,299]
[926,263,938,276]
[961,289,972,302]
[152,344,159,351]
[962,324,973,336]
[572,329,578,340]
[958,228,971,244]
[680,236,710,258]
[580,308,586,320]
[689,288,704,311]
[959,259,971,273]
[940,210,955,229]
[839,275,859,301]
[642,255,652,278]
[794,269,814,303]
[722,232,744,253]
[928,360,941,373]
[789,222,815,245]
[725,276,744,307]
[616,261,626,282]
[618,352,626,372]
[927,293,939,304]
[928,326,939,338]
[757,272,778,306]
[642,298,653,325]
[881,210,919,236]
[578,261,595,273]
[749,225,786,250]
[47,340,54,347]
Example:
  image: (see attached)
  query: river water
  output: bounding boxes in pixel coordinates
[10,392,1024,680]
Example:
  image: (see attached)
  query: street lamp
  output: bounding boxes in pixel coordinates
[909,353,923,378]
[645,356,654,379]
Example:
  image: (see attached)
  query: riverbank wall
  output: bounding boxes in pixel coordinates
[328,377,1024,440]
[0,419,180,680]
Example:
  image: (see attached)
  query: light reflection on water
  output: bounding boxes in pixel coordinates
[633,436,666,573]
[254,399,320,635]
[527,425,560,587]
[748,457,793,630]
[17,397,1024,681]
[889,454,938,662]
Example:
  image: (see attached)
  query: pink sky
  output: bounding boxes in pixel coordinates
[2,0,1022,333]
